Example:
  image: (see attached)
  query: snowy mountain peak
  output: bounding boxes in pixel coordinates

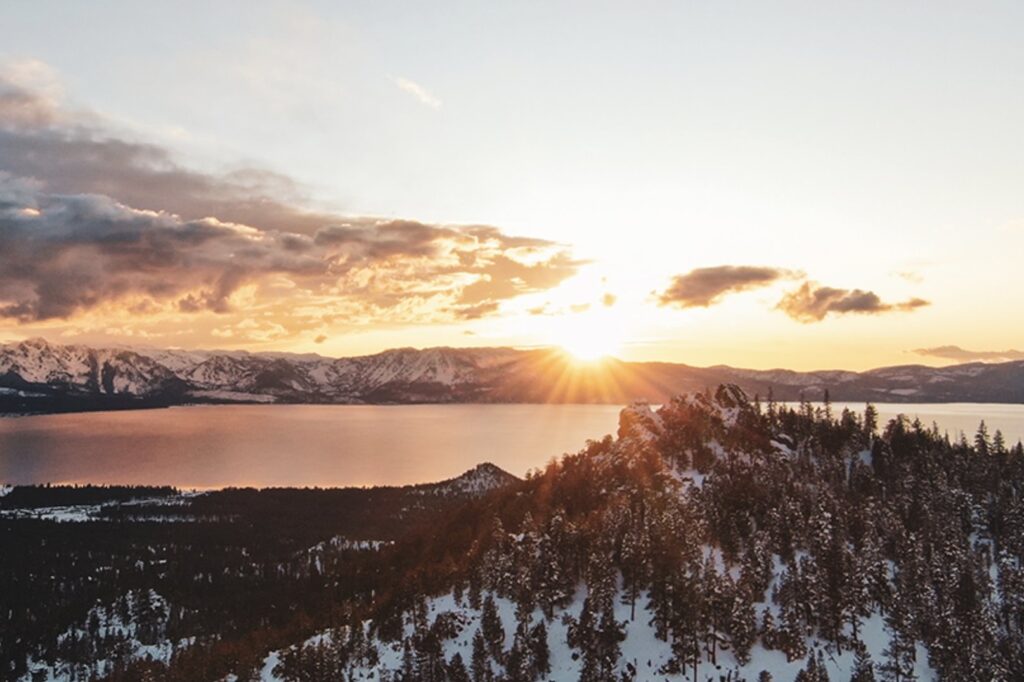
[421,463,520,497]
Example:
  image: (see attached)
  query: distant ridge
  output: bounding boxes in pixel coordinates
[1,337,1022,415]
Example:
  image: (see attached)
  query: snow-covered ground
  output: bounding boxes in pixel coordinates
[257,573,938,681]
[18,590,189,682]
[0,491,203,522]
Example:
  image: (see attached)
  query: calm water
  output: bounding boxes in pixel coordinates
[0,403,1021,488]
[0,404,623,488]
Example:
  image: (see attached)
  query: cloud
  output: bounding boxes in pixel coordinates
[449,301,500,320]
[0,178,580,325]
[602,293,617,307]
[391,76,442,109]
[656,265,795,308]
[913,345,1024,363]
[893,270,924,283]
[777,282,929,322]
[0,69,343,235]
[0,65,581,338]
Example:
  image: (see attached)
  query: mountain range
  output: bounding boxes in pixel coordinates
[1,337,1022,414]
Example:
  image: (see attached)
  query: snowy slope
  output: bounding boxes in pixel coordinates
[258,584,937,681]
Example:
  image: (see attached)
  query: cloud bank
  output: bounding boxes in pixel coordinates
[913,345,1024,363]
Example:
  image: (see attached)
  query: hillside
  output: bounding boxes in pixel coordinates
[2,338,1023,416]
[249,386,1023,681]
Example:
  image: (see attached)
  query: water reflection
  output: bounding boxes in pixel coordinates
[0,404,623,488]
[1,402,1021,488]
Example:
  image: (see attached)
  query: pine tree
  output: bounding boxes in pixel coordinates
[447,652,471,682]
[850,642,876,682]
[728,587,757,665]
[879,589,917,682]
[975,420,991,456]
[470,630,491,682]
[530,620,550,677]
[481,594,505,663]
[993,429,1006,456]
[864,404,878,443]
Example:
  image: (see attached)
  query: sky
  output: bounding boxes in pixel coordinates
[0,1,1022,370]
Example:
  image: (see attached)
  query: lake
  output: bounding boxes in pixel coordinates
[812,402,1024,445]
[0,402,1022,488]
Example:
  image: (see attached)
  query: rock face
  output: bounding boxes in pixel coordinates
[1,337,1023,414]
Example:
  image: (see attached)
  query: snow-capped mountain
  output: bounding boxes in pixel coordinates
[0,338,185,398]
[1,337,1022,415]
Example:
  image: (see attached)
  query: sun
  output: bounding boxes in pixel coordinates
[558,335,618,362]
[548,311,625,362]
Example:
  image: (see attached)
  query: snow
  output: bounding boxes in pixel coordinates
[771,438,795,456]
[253,566,939,682]
[617,401,664,444]
[302,536,392,555]
[0,503,104,522]
[18,590,188,682]
[419,462,519,497]
[0,483,12,497]
[0,492,203,522]
[259,651,281,681]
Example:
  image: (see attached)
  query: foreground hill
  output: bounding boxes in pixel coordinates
[2,338,1023,415]
[248,386,1023,682]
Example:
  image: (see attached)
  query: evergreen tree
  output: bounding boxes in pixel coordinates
[470,630,491,682]
[447,652,471,682]
[850,642,876,682]
[975,421,991,456]
[481,594,505,664]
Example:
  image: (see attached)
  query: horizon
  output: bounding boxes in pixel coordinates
[3,334,1023,376]
[2,2,1022,371]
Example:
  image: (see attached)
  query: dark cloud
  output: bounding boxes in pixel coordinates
[778,282,929,322]
[913,345,1024,363]
[314,334,328,344]
[657,265,794,308]
[0,68,582,326]
[0,180,580,323]
[0,188,324,321]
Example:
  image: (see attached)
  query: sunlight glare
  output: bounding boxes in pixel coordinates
[549,310,624,362]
